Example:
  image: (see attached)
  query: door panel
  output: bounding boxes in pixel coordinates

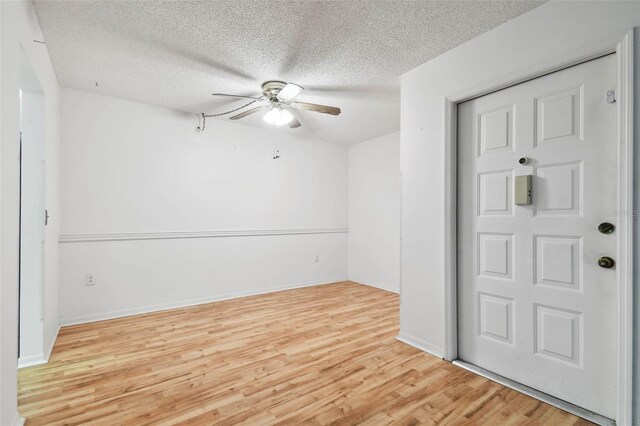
[457,55,617,418]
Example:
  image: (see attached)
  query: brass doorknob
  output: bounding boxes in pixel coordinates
[598,222,615,234]
[597,256,615,269]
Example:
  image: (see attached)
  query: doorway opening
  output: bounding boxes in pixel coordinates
[442,31,633,425]
[456,54,617,425]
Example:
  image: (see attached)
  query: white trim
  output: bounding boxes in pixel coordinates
[44,325,60,361]
[443,30,634,423]
[614,30,634,426]
[17,353,46,369]
[59,227,349,243]
[453,361,614,426]
[17,324,60,369]
[396,332,444,359]
[59,228,349,243]
[443,98,457,361]
[13,416,25,426]
[350,279,399,294]
[60,278,349,326]
[399,170,403,298]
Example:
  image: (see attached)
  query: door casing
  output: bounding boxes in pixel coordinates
[441,29,634,424]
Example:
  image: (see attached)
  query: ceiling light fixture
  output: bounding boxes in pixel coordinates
[262,104,293,126]
[206,81,340,131]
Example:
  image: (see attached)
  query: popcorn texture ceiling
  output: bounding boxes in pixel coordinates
[34,0,544,144]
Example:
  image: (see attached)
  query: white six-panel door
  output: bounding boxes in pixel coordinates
[457,54,617,419]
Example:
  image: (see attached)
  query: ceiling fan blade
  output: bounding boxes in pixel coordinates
[229,105,267,120]
[292,102,341,116]
[277,83,304,101]
[212,93,263,101]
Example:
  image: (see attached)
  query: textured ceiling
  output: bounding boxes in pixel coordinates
[34,0,544,144]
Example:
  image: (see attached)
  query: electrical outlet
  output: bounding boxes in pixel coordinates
[85,273,96,286]
[315,255,320,263]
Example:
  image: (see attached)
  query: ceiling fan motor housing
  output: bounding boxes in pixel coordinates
[261,80,287,100]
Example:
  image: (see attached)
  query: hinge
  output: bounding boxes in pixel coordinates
[606,90,616,104]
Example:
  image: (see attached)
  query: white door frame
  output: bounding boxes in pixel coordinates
[442,29,634,424]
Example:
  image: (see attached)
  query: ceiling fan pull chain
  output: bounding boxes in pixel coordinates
[203,99,260,118]
[197,99,261,131]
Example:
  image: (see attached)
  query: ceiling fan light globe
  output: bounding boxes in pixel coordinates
[263,107,293,126]
[278,109,294,125]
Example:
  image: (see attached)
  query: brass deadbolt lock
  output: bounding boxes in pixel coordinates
[597,256,615,269]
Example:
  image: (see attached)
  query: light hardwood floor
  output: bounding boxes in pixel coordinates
[19,282,592,425]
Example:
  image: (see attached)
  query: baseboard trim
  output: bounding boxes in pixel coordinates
[452,360,614,426]
[13,415,25,426]
[17,325,60,369]
[60,228,349,243]
[350,279,399,294]
[396,332,444,359]
[44,325,60,360]
[18,353,46,369]
[60,277,349,326]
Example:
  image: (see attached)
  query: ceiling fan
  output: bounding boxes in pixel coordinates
[210,81,341,129]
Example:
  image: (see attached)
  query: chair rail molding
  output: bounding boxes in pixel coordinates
[59,227,349,243]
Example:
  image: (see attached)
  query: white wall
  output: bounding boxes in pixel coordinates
[348,131,400,293]
[19,90,45,365]
[0,1,61,424]
[59,88,348,324]
[400,0,639,422]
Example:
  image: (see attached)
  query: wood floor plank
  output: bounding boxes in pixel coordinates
[18,282,592,425]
